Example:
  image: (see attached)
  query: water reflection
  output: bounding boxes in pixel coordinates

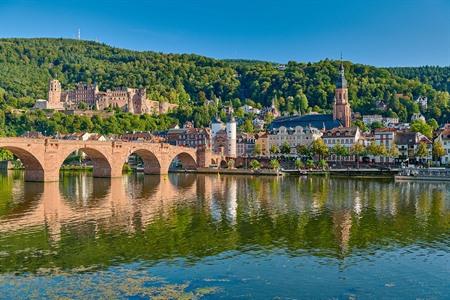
[0,173,449,274]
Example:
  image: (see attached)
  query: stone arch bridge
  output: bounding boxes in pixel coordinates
[0,138,212,182]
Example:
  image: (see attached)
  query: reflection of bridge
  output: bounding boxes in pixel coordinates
[0,138,213,182]
[0,175,202,238]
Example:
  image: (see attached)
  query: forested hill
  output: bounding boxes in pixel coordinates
[387,66,450,93]
[0,38,448,125]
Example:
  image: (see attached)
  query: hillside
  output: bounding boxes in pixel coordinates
[0,38,448,135]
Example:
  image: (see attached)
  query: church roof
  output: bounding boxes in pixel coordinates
[268,114,342,131]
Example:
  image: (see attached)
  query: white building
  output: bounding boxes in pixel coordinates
[252,118,265,131]
[362,114,383,125]
[374,128,397,149]
[437,125,450,165]
[372,128,397,163]
[211,115,237,158]
[411,113,426,122]
[211,116,225,138]
[268,126,322,155]
[241,104,261,115]
[363,114,399,126]
[60,132,107,142]
[322,127,361,162]
[226,116,237,157]
[323,127,361,149]
[415,96,428,110]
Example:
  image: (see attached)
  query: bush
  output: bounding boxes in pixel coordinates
[295,159,304,169]
[318,159,328,169]
[306,159,315,169]
[269,159,280,170]
[249,159,261,170]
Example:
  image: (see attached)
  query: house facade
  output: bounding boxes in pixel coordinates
[268,126,322,155]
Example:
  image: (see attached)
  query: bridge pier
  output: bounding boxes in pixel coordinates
[24,169,60,182]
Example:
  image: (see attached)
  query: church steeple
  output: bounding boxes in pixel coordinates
[336,60,347,89]
[333,59,351,127]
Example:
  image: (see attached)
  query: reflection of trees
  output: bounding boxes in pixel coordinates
[0,175,449,273]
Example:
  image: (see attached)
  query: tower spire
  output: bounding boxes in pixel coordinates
[333,54,351,127]
[336,53,347,89]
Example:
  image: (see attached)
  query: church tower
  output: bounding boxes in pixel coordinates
[333,63,351,127]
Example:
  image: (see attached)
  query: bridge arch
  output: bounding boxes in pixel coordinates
[168,151,198,172]
[127,149,161,175]
[0,146,46,182]
[58,146,114,178]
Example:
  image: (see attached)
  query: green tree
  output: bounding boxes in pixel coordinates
[294,92,308,114]
[331,142,348,160]
[253,143,262,156]
[318,159,328,170]
[352,120,368,132]
[240,119,254,133]
[410,120,433,139]
[0,150,13,161]
[280,141,291,155]
[351,143,366,168]
[296,144,311,158]
[250,159,261,170]
[310,138,329,160]
[306,159,315,169]
[269,159,281,170]
[78,102,88,110]
[295,158,304,170]
[270,144,279,155]
[415,142,429,163]
[370,121,383,130]
[388,143,400,159]
[432,140,445,163]
[427,118,439,131]
[227,159,235,169]
[367,141,382,157]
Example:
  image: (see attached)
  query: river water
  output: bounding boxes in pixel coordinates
[0,172,449,299]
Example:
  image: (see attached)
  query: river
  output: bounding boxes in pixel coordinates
[0,172,449,299]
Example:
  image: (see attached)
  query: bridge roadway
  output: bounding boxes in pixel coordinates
[0,137,212,182]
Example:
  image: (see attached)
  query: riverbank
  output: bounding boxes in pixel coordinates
[173,168,283,176]
[172,167,400,178]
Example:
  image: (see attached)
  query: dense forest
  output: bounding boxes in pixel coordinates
[0,38,448,136]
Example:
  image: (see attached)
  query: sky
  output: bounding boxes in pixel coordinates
[0,0,449,66]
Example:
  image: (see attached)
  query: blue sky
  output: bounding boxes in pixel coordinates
[0,0,449,66]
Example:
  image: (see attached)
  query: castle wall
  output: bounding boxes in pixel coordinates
[40,79,176,115]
